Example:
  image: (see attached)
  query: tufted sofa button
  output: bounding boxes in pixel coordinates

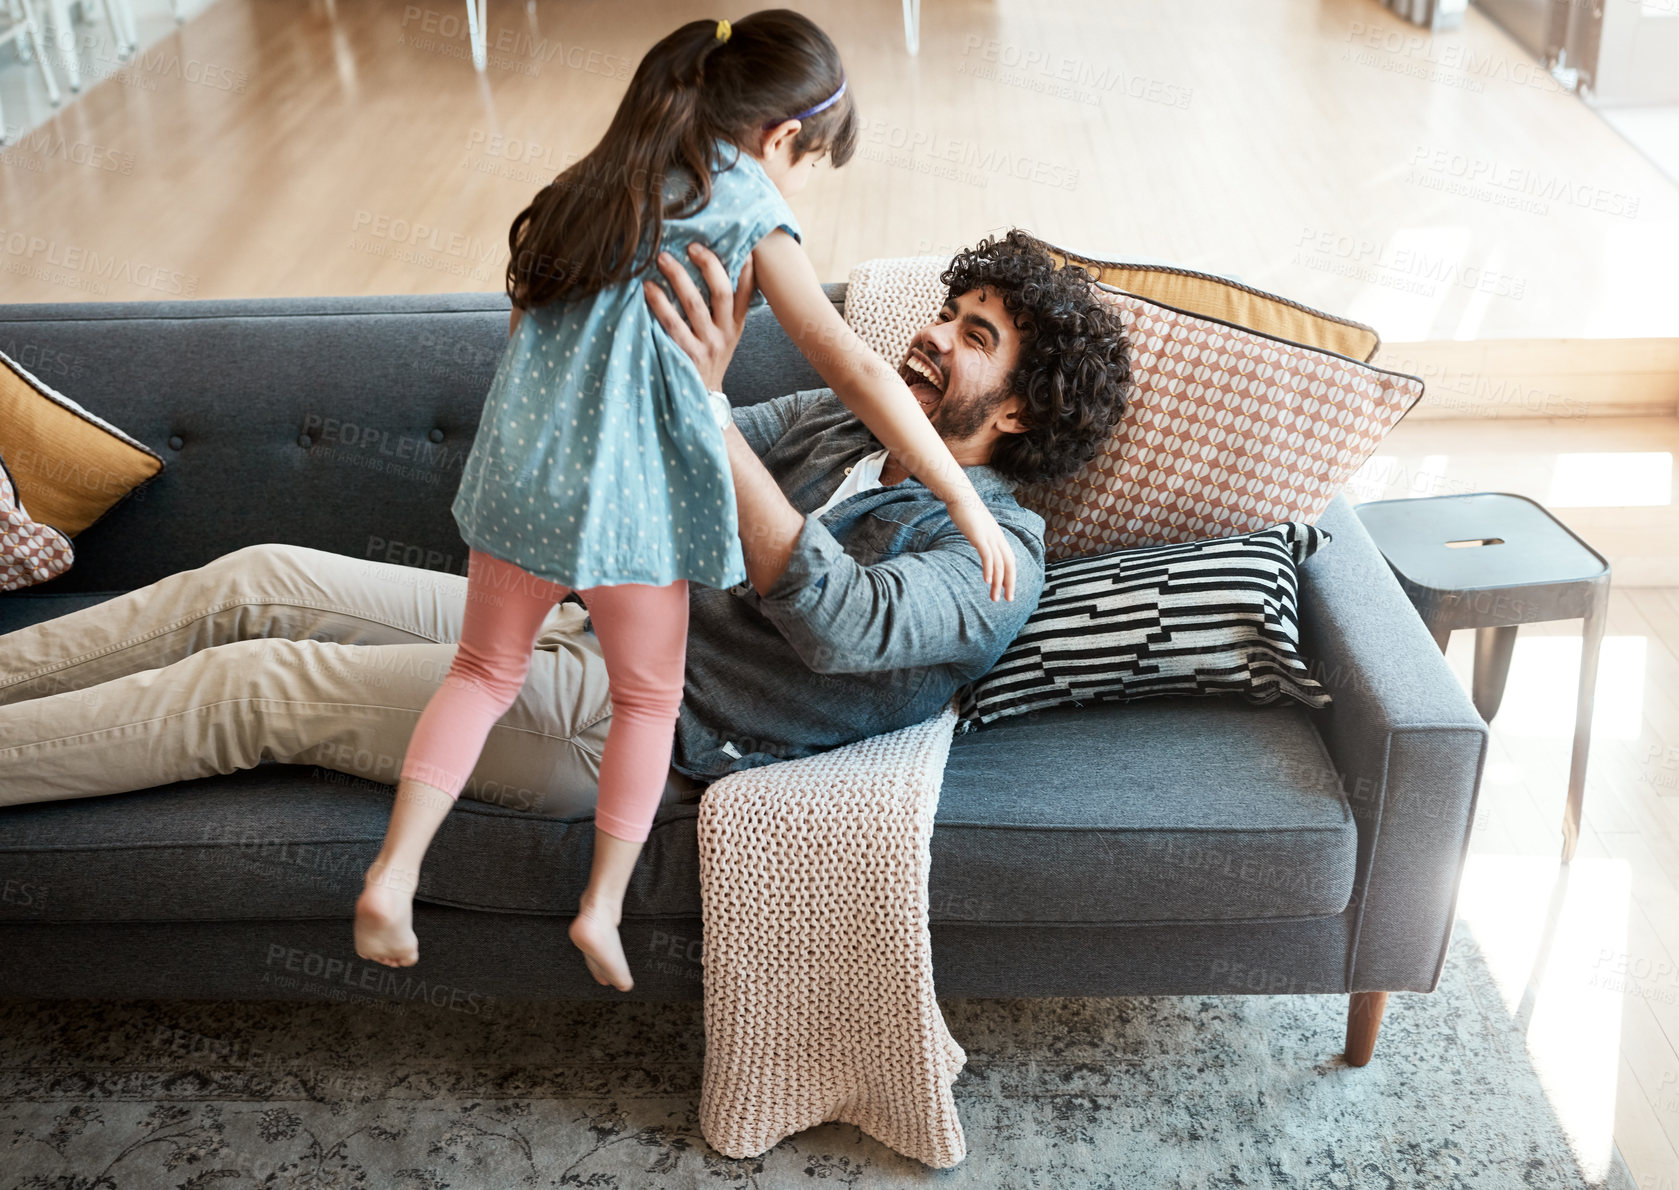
[167,435,184,451]
[428,428,445,443]
[297,434,313,448]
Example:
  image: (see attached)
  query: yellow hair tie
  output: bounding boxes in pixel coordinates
[715,18,731,42]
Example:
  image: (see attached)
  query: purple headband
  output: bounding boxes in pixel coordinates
[762,77,847,129]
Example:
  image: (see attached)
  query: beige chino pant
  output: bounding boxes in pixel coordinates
[0,544,699,817]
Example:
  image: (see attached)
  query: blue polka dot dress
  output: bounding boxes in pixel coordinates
[452,141,802,590]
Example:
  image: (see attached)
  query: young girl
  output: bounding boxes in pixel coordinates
[354,9,1018,990]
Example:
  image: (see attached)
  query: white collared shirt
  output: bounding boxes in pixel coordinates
[812,448,890,518]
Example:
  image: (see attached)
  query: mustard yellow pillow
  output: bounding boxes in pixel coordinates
[0,349,164,537]
[1046,246,1383,363]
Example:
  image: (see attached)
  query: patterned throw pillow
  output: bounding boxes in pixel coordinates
[954,521,1332,732]
[0,449,74,592]
[843,254,1423,561]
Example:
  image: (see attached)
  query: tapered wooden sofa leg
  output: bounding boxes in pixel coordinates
[1344,991,1388,1066]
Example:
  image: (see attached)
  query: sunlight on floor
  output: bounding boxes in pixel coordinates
[1354,425,1677,508]
[1343,227,1469,344]
[1488,636,1646,742]
[1459,855,1631,1186]
[1547,452,1675,508]
[1345,454,1456,502]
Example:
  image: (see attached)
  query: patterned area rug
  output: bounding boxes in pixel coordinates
[0,928,1635,1189]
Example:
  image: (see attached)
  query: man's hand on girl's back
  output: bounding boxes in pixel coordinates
[643,241,753,392]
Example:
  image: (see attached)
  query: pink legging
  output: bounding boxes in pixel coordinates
[399,547,688,844]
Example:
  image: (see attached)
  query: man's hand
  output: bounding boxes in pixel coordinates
[643,242,754,392]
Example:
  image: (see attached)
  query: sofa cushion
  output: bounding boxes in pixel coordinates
[934,697,1356,923]
[0,695,1354,927]
[0,767,707,925]
[0,590,121,635]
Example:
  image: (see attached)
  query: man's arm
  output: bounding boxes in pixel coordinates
[641,238,1043,662]
[723,421,807,595]
[643,242,809,590]
[753,511,1043,675]
[643,244,808,459]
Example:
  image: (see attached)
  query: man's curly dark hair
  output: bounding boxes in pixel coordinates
[940,229,1132,486]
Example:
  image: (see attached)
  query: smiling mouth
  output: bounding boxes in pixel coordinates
[899,347,945,407]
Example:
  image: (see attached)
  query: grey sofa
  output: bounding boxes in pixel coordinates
[0,288,1488,1064]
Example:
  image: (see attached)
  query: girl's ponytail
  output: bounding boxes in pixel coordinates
[506,10,857,309]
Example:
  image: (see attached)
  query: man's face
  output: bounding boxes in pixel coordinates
[896,287,1023,442]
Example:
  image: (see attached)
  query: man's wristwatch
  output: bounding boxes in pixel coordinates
[707,389,732,429]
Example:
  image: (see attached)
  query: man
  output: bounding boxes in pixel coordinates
[0,228,1130,831]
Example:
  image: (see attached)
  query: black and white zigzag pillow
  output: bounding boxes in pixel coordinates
[955,521,1333,732]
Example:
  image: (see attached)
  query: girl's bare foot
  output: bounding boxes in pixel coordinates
[569,904,633,991]
[355,865,420,967]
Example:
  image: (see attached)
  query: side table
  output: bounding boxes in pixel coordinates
[1353,492,1610,863]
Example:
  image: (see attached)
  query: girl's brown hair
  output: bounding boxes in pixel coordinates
[505,9,857,310]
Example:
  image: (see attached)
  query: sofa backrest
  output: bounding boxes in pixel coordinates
[0,286,842,592]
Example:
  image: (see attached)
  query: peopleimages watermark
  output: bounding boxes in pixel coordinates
[398,5,633,80]
[263,943,495,1015]
[1645,743,1679,795]
[0,229,198,297]
[455,131,673,205]
[1340,20,1566,95]
[2,877,48,911]
[460,130,577,186]
[301,413,468,490]
[858,119,1079,191]
[0,339,87,383]
[1588,947,1679,1006]
[956,36,1192,110]
[1346,456,1494,502]
[1293,226,1527,300]
[1375,353,1589,419]
[347,209,501,283]
[149,1026,382,1101]
[0,128,135,174]
[1405,145,1639,220]
[58,32,249,93]
[365,534,469,575]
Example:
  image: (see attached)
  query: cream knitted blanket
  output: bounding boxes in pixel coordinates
[695,701,967,1168]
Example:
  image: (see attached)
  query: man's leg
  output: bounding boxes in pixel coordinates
[0,630,618,814]
[0,537,709,811]
[0,543,480,707]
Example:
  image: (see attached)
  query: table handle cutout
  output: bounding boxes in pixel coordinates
[1443,537,1505,548]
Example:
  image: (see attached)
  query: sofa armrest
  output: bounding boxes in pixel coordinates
[1299,494,1490,994]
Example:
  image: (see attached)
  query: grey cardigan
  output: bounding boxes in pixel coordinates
[672,388,1047,780]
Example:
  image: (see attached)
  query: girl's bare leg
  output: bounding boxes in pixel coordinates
[568,828,646,989]
[355,778,457,966]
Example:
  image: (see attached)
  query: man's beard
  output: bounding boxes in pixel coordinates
[930,379,1011,443]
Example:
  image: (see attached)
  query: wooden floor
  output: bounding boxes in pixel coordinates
[3,0,1679,1183]
[1,0,1677,342]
